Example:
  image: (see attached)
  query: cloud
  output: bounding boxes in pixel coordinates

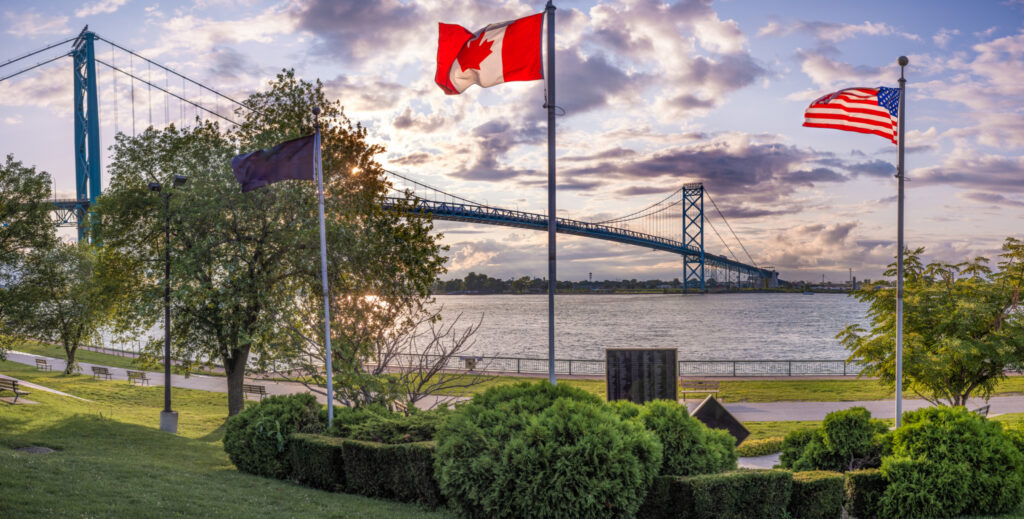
[556,50,635,115]
[322,75,409,112]
[932,28,959,48]
[796,51,890,90]
[4,10,69,37]
[914,152,1024,193]
[961,191,1024,207]
[393,106,447,133]
[3,115,23,125]
[295,0,423,64]
[847,160,896,178]
[75,0,130,18]
[562,147,637,163]
[758,20,919,43]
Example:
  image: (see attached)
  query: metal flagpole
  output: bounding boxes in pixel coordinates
[895,56,908,428]
[545,1,556,385]
[313,106,335,426]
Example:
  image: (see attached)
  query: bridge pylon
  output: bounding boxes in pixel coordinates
[72,26,100,241]
[682,183,705,293]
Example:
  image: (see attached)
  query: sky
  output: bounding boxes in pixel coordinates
[1,0,1022,283]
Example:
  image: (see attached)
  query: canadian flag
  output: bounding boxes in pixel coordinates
[435,13,544,95]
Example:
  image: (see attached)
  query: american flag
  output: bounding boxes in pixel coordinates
[803,87,900,145]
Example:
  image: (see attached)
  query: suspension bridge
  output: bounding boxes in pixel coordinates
[1,27,777,290]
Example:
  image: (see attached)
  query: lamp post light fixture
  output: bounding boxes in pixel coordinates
[150,174,187,433]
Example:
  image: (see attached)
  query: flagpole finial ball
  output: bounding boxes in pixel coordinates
[898,56,909,67]
[312,106,321,116]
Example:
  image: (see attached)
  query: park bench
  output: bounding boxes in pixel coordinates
[127,370,150,386]
[680,380,721,402]
[242,383,267,401]
[0,378,30,404]
[91,366,113,380]
[35,358,52,371]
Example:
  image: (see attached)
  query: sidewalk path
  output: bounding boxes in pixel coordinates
[4,350,460,410]
[7,350,1024,421]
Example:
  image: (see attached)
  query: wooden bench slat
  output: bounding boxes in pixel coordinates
[679,380,721,402]
[90,366,113,380]
[0,379,30,403]
[242,384,268,400]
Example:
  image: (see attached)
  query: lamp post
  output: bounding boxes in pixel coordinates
[149,174,187,434]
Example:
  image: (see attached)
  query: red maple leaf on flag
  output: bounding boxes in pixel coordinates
[459,33,494,72]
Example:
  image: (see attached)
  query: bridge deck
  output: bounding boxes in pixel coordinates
[385,198,772,278]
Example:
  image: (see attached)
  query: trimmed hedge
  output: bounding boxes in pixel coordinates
[639,470,793,519]
[844,469,886,519]
[789,471,844,519]
[348,406,451,444]
[736,436,783,457]
[289,433,345,491]
[223,393,323,479]
[342,439,443,507]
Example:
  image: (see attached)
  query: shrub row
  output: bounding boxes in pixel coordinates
[288,433,443,507]
[640,469,882,519]
[639,470,794,519]
[735,436,784,457]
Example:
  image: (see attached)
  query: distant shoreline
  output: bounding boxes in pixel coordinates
[436,289,854,296]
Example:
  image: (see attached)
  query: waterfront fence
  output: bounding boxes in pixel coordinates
[365,354,865,377]
[76,344,866,377]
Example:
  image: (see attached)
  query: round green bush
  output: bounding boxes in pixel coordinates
[878,406,1024,519]
[434,382,662,519]
[223,393,323,478]
[780,407,888,472]
[638,399,736,476]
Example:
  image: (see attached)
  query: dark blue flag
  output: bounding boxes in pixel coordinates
[231,134,315,192]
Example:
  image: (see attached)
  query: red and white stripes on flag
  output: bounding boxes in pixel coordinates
[435,13,544,95]
[803,87,901,145]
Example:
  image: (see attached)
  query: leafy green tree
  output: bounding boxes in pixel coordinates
[839,239,1024,406]
[96,70,444,416]
[0,154,56,360]
[5,243,114,373]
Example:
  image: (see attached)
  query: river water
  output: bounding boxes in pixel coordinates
[430,293,869,361]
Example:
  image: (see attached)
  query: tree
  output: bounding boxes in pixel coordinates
[0,154,56,360]
[6,243,114,373]
[96,70,446,416]
[839,239,1024,406]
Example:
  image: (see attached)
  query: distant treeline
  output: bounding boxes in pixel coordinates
[431,271,805,294]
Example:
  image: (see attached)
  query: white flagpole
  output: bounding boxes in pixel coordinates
[895,56,908,428]
[313,106,335,426]
[545,1,557,385]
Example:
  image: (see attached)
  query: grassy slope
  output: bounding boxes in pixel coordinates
[0,361,452,519]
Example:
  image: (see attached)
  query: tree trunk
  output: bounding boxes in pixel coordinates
[64,344,77,375]
[224,346,251,416]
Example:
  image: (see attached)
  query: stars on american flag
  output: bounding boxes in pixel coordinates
[877,87,900,118]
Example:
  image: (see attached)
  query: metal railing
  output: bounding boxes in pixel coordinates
[365,354,864,377]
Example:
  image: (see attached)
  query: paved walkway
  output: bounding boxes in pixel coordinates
[7,349,1024,421]
[3,350,460,410]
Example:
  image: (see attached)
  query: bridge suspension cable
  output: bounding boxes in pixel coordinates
[0,52,70,83]
[96,36,258,117]
[0,37,74,70]
[704,188,759,270]
[592,187,683,224]
[94,56,242,126]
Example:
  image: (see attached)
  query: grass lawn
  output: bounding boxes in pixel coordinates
[0,360,453,518]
